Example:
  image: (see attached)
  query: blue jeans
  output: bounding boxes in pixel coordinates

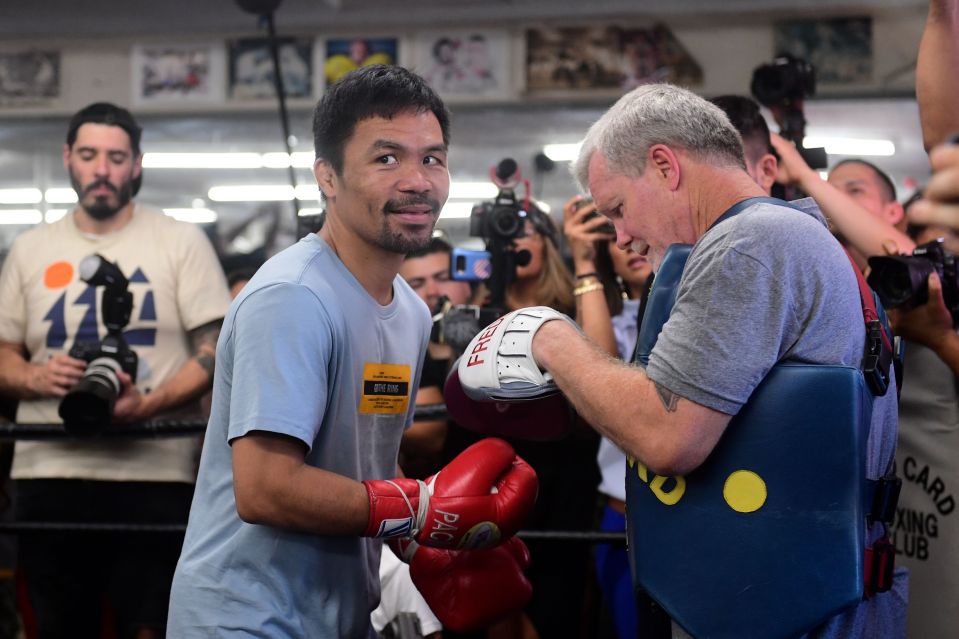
[595,504,637,639]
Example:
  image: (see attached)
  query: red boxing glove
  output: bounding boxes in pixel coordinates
[400,536,533,632]
[363,437,537,550]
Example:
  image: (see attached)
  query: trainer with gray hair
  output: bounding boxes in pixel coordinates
[455,83,906,637]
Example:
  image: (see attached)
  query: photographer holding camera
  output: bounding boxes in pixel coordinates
[774,101,959,637]
[0,102,231,638]
[462,166,599,638]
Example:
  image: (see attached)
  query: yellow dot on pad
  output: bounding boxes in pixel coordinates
[723,470,767,513]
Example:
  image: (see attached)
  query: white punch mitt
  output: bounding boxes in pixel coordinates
[455,306,577,402]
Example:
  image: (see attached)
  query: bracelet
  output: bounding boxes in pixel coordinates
[573,282,604,296]
[575,271,599,280]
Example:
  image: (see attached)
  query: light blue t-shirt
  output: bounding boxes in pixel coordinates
[168,234,431,638]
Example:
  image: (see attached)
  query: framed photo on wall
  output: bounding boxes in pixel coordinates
[131,43,226,105]
[411,30,513,101]
[320,36,398,88]
[0,50,60,106]
[774,17,873,85]
[525,24,702,95]
[230,37,313,100]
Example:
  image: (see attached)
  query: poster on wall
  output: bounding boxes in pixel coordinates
[321,37,398,87]
[230,37,313,100]
[0,50,60,106]
[774,17,873,85]
[412,30,512,100]
[526,24,702,94]
[131,43,226,105]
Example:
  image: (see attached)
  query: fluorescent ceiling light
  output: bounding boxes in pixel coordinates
[449,182,498,200]
[164,208,218,224]
[803,137,895,157]
[0,209,42,224]
[44,209,69,223]
[44,188,78,203]
[262,152,315,169]
[298,208,324,217]
[440,202,475,219]
[294,184,322,201]
[0,188,42,204]
[143,153,263,169]
[208,185,295,202]
[543,143,583,162]
[143,152,316,170]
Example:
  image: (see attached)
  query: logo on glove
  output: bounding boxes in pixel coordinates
[466,315,506,368]
[429,509,502,550]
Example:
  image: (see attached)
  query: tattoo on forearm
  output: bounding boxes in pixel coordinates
[188,320,222,377]
[195,352,215,376]
[654,382,680,412]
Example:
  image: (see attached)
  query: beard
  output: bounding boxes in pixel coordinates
[376,195,441,254]
[70,169,135,221]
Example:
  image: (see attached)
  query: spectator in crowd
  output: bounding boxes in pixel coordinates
[480,207,597,639]
[772,136,915,268]
[0,102,230,639]
[562,193,651,639]
[397,236,472,478]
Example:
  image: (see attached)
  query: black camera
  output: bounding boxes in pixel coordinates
[751,54,815,107]
[751,54,827,170]
[58,254,139,435]
[867,239,959,324]
[429,297,501,355]
[469,158,530,243]
[577,197,616,235]
[466,157,540,309]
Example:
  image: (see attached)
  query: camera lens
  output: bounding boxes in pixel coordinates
[58,357,123,435]
[490,206,523,239]
[867,256,935,309]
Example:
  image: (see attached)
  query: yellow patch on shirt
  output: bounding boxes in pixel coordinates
[358,363,411,415]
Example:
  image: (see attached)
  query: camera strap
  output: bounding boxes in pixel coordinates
[843,248,894,397]
[841,255,901,599]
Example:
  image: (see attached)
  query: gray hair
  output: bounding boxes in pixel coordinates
[573,84,745,192]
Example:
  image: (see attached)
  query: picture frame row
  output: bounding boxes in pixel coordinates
[0,18,873,109]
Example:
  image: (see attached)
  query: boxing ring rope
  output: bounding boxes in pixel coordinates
[0,406,627,545]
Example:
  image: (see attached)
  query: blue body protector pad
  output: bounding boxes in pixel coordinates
[626,244,872,639]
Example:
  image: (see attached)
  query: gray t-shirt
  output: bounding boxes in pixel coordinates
[168,233,431,638]
[646,198,905,637]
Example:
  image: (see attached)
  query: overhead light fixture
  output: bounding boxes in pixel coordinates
[208,185,295,202]
[294,184,322,201]
[44,188,78,203]
[143,153,263,169]
[262,152,315,169]
[803,137,895,157]
[449,182,498,200]
[164,208,218,224]
[142,152,317,170]
[44,209,69,223]
[0,188,42,204]
[439,202,475,219]
[297,207,324,217]
[542,143,583,162]
[0,209,43,225]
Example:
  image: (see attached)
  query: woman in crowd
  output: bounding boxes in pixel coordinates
[563,194,654,639]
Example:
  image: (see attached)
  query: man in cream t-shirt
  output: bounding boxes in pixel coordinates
[0,102,229,639]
